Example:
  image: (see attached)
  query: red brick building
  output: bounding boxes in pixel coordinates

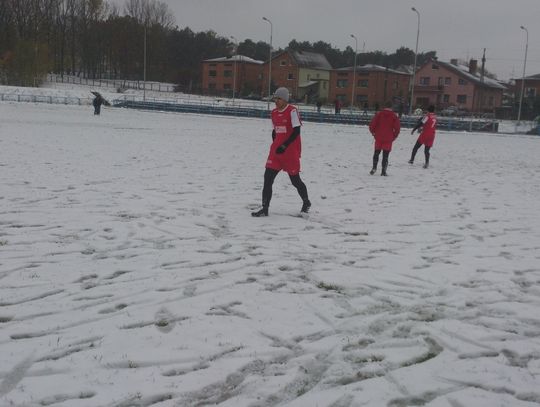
[261,50,332,102]
[201,55,263,97]
[329,65,410,109]
[412,59,506,113]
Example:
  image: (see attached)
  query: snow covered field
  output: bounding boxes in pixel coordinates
[1,101,540,406]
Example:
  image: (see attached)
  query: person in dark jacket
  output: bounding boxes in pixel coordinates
[93,94,104,115]
[368,101,400,176]
[334,98,341,114]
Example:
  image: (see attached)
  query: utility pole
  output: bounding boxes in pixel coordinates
[409,7,420,115]
[517,26,528,123]
[263,17,273,110]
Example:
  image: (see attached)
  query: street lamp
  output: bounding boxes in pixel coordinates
[409,7,420,115]
[517,25,528,123]
[230,36,238,102]
[350,34,358,113]
[263,16,273,110]
[143,24,147,101]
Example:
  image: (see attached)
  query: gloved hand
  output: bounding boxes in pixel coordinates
[275,144,287,154]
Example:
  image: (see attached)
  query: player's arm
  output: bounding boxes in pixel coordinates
[275,109,301,154]
[411,117,423,134]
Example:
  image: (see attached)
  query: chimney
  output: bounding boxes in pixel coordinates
[450,58,458,65]
[469,59,478,75]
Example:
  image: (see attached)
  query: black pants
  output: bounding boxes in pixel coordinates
[261,168,308,208]
[410,141,430,164]
[372,149,389,171]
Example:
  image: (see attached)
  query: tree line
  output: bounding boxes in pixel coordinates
[0,0,437,90]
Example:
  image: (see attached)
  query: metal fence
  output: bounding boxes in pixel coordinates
[0,93,91,105]
[2,89,536,134]
[47,74,176,93]
[113,99,504,133]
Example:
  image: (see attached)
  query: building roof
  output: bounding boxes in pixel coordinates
[335,64,410,76]
[272,50,332,70]
[204,55,263,64]
[435,60,506,90]
[521,73,540,81]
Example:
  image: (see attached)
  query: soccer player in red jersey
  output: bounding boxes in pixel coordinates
[252,87,311,217]
[409,105,437,168]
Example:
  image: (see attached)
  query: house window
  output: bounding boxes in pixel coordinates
[224,63,232,67]
[209,70,217,77]
[208,83,216,89]
[307,74,311,80]
[338,72,348,77]
[224,70,232,78]
[526,88,536,97]
[287,73,294,80]
[443,94,450,103]
[280,60,287,66]
[393,81,399,89]
[488,96,494,106]
[458,78,467,85]
[356,94,368,103]
[438,77,444,86]
[457,94,467,104]
[432,64,439,70]
[323,82,327,89]
[445,77,451,85]
[336,94,346,102]
[359,79,368,87]
[223,84,231,90]
[337,79,348,88]
[419,77,430,85]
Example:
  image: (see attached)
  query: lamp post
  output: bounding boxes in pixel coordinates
[350,34,358,113]
[409,7,420,115]
[143,24,147,101]
[263,16,273,110]
[517,25,528,123]
[230,36,238,103]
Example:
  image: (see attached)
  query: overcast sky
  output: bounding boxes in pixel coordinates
[158,1,538,81]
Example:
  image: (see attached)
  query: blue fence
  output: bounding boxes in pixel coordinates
[114,99,498,132]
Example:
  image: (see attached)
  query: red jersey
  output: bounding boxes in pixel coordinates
[417,112,437,147]
[266,104,302,175]
[369,108,400,151]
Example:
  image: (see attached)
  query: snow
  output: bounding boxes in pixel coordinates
[1,97,540,407]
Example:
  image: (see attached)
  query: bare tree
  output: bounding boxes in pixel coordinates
[124,0,174,28]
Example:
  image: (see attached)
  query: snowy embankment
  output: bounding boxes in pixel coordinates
[1,101,540,406]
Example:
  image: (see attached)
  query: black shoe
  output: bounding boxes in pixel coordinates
[381,171,388,176]
[301,200,311,213]
[408,159,414,164]
[251,207,268,217]
[423,163,429,169]
[369,168,376,175]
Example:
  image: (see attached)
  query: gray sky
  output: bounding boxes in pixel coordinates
[163,0,538,81]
